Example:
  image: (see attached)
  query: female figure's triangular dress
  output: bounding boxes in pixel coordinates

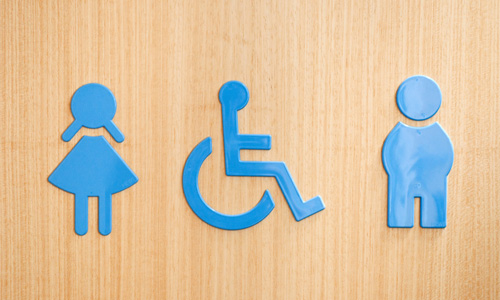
[49,136,137,196]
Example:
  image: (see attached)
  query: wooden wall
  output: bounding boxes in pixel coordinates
[1,0,499,299]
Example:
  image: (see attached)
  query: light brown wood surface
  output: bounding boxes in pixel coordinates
[1,0,499,299]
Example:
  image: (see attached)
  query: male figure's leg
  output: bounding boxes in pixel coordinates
[387,177,414,228]
[420,178,447,228]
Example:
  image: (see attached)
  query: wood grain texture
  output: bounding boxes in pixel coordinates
[1,0,499,299]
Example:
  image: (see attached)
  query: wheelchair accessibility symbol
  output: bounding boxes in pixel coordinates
[182,81,325,230]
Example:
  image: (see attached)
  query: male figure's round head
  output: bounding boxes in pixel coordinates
[219,81,250,111]
[396,75,442,121]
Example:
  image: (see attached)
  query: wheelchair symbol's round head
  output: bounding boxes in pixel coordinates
[396,75,442,121]
[70,83,117,128]
[219,81,249,111]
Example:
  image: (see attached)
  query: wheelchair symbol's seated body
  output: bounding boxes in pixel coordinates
[183,81,325,230]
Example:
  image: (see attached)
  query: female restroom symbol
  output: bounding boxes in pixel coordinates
[49,83,138,236]
[382,76,454,228]
[183,81,325,230]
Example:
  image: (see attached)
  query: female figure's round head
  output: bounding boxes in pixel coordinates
[219,81,250,111]
[396,75,442,121]
[62,83,124,143]
[71,83,117,128]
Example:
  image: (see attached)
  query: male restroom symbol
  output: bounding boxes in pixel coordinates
[183,81,325,230]
[49,84,138,236]
[382,76,453,228]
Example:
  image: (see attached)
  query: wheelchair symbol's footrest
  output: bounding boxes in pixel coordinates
[291,195,325,221]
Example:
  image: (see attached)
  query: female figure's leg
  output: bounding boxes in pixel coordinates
[99,194,112,235]
[75,194,88,235]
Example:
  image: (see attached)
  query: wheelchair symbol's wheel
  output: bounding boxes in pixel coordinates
[182,137,275,230]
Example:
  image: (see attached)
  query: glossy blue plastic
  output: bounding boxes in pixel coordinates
[49,84,138,236]
[183,137,275,230]
[383,76,453,228]
[61,83,125,143]
[183,81,325,230]
[396,75,442,121]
